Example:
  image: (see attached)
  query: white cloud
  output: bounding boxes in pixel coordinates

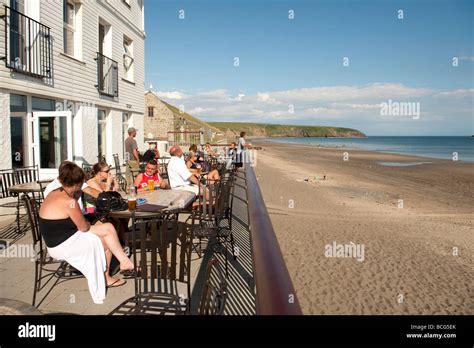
[435,89,474,98]
[155,91,186,100]
[154,83,472,134]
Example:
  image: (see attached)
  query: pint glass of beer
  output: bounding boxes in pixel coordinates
[128,197,137,211]
[148,179,155,191]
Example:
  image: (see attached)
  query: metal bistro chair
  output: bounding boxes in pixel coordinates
[198,257,228,315]
[15,165,40,201]
[0,168,20,230]
[22,195,83,308]
[215,175,237,265]
[110,217,193,315]
[157,157,169,180]
[191,181,220,258]
[0,165,39,234]
[112,154,127,192]
[82,163,93,177]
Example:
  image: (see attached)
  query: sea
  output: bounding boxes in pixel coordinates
[264,136,474,163]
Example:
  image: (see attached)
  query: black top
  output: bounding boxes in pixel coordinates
[38,217,78,248]
[142,150,156,162]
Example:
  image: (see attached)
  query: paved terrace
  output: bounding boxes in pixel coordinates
[0,172,256,315]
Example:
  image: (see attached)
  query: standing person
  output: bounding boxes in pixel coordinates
[124,127,140,192]
[237,131,252,167]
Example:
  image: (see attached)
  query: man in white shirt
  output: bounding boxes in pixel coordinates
[167,145,201,195]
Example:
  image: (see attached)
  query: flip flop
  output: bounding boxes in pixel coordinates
[106,278,127,288]
[120,268,141,279]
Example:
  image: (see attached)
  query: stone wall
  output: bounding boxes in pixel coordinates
[144,92,176,140]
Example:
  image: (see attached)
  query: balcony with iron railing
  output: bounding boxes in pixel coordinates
[1,5,52,79]
[95,51,118,98]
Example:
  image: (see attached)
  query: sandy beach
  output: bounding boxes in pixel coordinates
[253,141,473,314]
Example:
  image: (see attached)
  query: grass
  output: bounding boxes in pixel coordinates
[208,122,366,138]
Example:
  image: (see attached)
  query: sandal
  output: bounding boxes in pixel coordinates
[120,267,141,279]
[106,278,127,288]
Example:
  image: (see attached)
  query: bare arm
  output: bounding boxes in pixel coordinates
[134,173,143,188]
[133,148,140,162]
[67,199,90,232]
[83,186,101,198]
[188,174,200,185]
[86,179,104,193]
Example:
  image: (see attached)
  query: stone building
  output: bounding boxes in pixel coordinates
[144,91,175,140]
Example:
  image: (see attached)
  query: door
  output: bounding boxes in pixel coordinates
[10,113,27,168]
[32,111,72,176]
[9,0,26,69]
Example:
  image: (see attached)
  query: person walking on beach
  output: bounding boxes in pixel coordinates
[124,127,140,191]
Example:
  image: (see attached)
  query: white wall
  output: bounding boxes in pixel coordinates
[0,0,146,170]
[0,90,11,169]
[0,0,146,116]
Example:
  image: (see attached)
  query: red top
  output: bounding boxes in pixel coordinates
[138,172,160,188]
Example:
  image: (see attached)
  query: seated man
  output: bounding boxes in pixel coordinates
[167,145,202,195]
[134,159,169,192]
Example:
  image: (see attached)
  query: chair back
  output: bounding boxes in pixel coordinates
[195,182,220,225]
[14,165,39,185]
[0,168,16,199]
[82,163,93,176]
[112,154,122,175]
[157,157,169,179]
[199,257,227,315]
[22,195,44,254]
[131,217,193,303]
[36,179,52,203]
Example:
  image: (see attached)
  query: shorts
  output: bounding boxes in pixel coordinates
[173,184,199,195]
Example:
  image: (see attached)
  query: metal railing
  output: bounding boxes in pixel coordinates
[95,52,118,97]
[244,164,302,315]
[167,131,203,148]
[1,5,52,78]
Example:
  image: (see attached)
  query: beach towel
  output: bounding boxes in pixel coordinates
[47,231,106,304]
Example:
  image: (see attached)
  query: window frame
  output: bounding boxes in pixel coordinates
[63,0,76,57]
[123,35,134,82]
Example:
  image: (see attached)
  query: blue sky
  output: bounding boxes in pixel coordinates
[144,0,473,135]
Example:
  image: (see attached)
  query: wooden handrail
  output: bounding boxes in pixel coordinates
[245,165,302,315]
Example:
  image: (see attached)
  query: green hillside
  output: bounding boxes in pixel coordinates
[209,122,366,138]
[161,100,221,133]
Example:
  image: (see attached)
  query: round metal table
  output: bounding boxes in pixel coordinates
[108,189,195,218]
[8,180,53,195]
